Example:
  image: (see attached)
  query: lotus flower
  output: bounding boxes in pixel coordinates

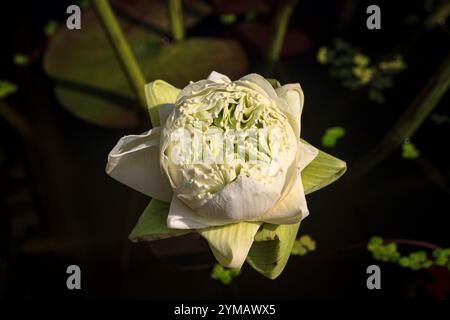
[106,71,346,279]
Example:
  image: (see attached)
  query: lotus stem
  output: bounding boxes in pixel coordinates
[168,0,185,42]
[351,54,450,181]
[92,0,147,109]
[425,1,450,29]
[265,0,298,62]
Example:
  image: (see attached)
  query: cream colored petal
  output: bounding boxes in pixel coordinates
[275,83,304,138]
[158,103,175,127]
[167,195,229,229]
[257,142,318,224]
[299,141,319,170]
[193,174,284,222]
[106,128,172,202]
[207,71,232,83]
[236,73,278,100]
[260,175,309,224]
[199,221,262,269]
[176,79,223,104]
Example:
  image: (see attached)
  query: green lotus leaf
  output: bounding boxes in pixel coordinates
[44,1,246,128]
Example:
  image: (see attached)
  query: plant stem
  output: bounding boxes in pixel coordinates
[92,0,147,109]
[350,54,450,181]
[425,0,450,29]
[168,0,184,42]
[265,0,298,62]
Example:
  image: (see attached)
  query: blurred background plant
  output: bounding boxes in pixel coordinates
[317,39,407,103]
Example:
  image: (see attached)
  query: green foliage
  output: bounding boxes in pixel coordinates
[220,14,237,25]
[367,236,450,271]
[432,248,450,266]
[321,126,346,148]
[0,80,17,99]
[44,11,247,128]
[211,264,241,285]
[317,47,331,64]
[317,39,406,103]
[367,237,400,262]
[402,140,419,159]
[44,20,59,36]
[13,53,29,66]
[291,235,316,256]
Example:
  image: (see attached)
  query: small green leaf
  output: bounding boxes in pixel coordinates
[386,243,397,253]
[321,126,346,148]
[211,264,241,285]
[410,251,427,262]
[368,236,383,249]
[402,141,419,159]
[0,80,17,99]
[300,141,347,195]
[129,199,191,242]
[399,257,411,267]
[291,235,316,256]
[291,243,307,256]
[220,14,237,25]
[44,20,59,36]
[13,53,29,66]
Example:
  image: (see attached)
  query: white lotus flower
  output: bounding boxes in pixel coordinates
[106,71,346,278]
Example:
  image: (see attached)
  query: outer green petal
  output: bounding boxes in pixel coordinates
[198,222,262,269]
[246,223,300,279]
[144,80,180,126]
[129,199,191,241]
[301,140,347,194]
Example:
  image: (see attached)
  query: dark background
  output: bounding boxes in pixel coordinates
[0,0,449,299]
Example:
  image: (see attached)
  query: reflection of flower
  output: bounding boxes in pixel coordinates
[106,71,346,278]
